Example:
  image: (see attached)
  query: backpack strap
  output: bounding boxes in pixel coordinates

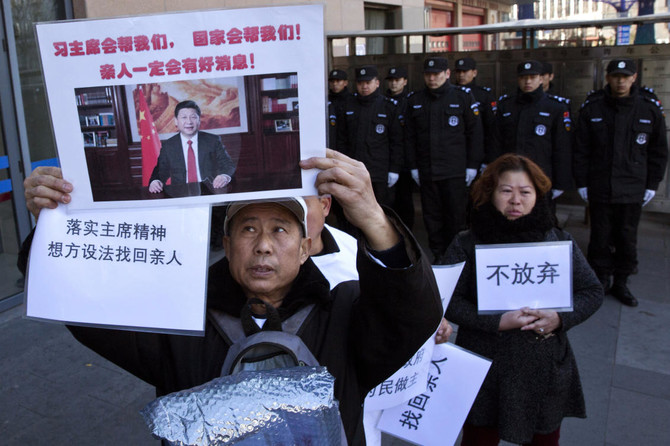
[207,303,318,346]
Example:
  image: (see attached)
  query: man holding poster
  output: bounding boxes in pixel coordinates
[148,100,236,193]
[444,154,602,445]
[20,150,442,444]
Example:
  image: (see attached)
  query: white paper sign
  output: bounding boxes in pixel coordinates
[35,5,325,210]
[26,205,210,333]
[363,262,465,413]
[378,343,491,446]
[476,241,573,313]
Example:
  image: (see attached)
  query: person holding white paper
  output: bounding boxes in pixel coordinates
[20,150,443,445]
[444,154,603,445]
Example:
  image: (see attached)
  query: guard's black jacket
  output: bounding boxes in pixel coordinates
[496,86,573,191]
[337,89,403,183]
[574,85,668,203]
[386,87,412,171]
[328,87,351,150]
[464,81,498,164]
[406,82,484,180]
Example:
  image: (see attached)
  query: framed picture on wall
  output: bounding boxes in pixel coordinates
[125,77,248,143]
[274,119,292,132]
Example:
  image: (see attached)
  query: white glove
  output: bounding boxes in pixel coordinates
[465,168,477,186]
[411,169,420,187]
[387,172,399,188]
[643,189,656,206]
[578,187,588,202]
[479,164,487,174]
[551,189,564,200]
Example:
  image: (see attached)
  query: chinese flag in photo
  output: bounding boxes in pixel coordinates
[138,87,162,186]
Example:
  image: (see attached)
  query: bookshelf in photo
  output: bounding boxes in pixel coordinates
[259,73,299,135]
[76,86,118,148]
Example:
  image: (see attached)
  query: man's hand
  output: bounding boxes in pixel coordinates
[411,169,420,187]
[465,168,477,186]
[387,172,399,188]
[300,149,400,251]
[551,189,564,200]
[578,187,588,202]
[24,166,72,220]
[434,317,454,344]
[643,189,656,206]
[213,174,231,189]
[149,179,164,193]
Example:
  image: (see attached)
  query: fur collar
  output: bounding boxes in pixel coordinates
[470,199,554,244]
[207,257,332,320]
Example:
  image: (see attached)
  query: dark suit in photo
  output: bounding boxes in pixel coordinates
[150,131,235,185]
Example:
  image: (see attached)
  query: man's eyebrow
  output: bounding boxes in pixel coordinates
[237,216,296,226]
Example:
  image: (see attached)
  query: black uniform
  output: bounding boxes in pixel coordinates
[327,87,350,150]
[496,86,573,191]
[464,81,498,164]
[386,87,416,229]
[574,85,668,280]
[406,82,484,260]
[337,89,403,206]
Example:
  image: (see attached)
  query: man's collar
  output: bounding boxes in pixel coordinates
[313,226,341,257]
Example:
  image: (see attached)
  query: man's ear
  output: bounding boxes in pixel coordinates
[222,235,231,256]
[299,237,312,264]
[321,196,332,217]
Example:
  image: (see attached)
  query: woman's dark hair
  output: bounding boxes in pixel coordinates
[471,154,552,208]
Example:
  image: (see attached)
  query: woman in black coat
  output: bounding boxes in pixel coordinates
[445,154,603,445]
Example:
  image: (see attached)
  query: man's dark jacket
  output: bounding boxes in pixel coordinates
[573,85,668,203]
[464,81,498,164]
[150,131,235,185]
[496,87,573,191]
[19,215,441,445]
[328,87,351,150]
[337,90,403,183]
[406,82,484,181]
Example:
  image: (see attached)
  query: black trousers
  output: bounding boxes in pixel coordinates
[587,201,642,278]
[420,177,466,257]
[390,172,416,230]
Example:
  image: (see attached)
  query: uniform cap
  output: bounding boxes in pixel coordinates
[224,197,308,237]
[541,61,553,75]
[386,66,408,79]
[517,60,543,76]
[455,57,476,71]
[355,65,379,81]
[606,59,636,75]
[328,69,348,80]
[423,57,449,73]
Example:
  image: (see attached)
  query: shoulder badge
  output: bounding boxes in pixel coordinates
[498,94,509,102]
[457,85,472,94]
[407,90,416,98]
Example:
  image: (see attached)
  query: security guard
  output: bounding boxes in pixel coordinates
[337,65,403,207]
[453,57,498,167]
[574,58,668,306]
[540,61,555,94]
[327,69,350,150]
[406,57,484,263]
[496,60,573,199]
[384,66,416,229]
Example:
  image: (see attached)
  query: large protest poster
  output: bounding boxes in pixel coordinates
[35,5,325,210]
[377,342,491,446]
[476,241,573,313]
[26,205,210,333]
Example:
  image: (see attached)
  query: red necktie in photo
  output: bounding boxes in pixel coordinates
[187,140,197,183]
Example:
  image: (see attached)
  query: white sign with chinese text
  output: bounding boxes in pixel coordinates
[26,205,210,333]
[363,262,465,413]
[475,241,573,313]
[377,343,491,446]
[35,5,324,210]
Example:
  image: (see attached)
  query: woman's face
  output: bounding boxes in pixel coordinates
[492,170,537,220]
